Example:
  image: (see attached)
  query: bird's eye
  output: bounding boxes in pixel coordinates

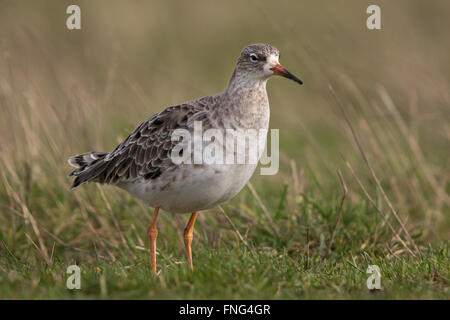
[249,53,258,62]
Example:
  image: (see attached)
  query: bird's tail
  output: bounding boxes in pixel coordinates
[68,151,108,189]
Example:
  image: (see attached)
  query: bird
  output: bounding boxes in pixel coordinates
[68,43,303,275]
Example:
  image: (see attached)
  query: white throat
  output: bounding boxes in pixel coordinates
[263,54,280,77]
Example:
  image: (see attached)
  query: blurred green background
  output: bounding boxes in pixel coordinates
[0,0,448,299]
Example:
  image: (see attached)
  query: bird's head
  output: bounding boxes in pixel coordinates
[234,43,303,85]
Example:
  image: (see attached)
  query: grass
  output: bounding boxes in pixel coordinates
[0,180,448,299]
[1,186,447,299]
[0,1,449,299]
[1,246,449,299]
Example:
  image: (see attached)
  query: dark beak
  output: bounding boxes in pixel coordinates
[270,64,303,85]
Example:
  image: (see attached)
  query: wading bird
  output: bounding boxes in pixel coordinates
[68,43,303,274]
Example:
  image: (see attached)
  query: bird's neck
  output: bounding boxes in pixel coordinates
[222,70,270,129]
[225,69,268,106]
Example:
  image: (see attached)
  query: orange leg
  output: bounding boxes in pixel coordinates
[147,206,159,276]
[183,211,199,271]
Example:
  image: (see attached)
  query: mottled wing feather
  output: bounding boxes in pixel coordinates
[69,96,218,188]
[101,104,194,184]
